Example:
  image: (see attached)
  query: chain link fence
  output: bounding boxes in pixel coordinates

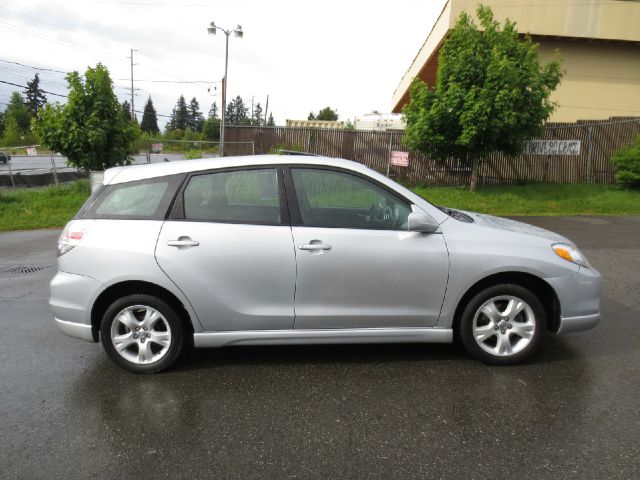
[0,140,255,189]
[226,117,640,187]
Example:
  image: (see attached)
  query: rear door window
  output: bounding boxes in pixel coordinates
[182,168,282,225]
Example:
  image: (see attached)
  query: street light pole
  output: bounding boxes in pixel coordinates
[208,22,243,158]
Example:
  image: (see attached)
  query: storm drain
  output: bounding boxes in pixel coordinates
[1,265,51,275]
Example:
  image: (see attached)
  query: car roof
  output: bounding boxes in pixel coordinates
[104,154,375,185]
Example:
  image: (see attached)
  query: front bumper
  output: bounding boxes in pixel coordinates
[50,270,102,343]
[546,266,602,334]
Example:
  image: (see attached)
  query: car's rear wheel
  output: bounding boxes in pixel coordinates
[100,294,185,373]
[459,284,544,365]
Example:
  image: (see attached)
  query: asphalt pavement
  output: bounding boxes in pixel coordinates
[0,216,638,479]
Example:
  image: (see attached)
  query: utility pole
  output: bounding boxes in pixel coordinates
[208,22,243,157]
[264,94,269,125]
[129,48,138,120]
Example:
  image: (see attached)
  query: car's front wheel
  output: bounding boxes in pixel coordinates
[100,294,185,373]
[459,284,544,365]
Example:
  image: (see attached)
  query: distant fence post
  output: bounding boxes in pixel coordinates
[386,134,393,177]
[50,152,59,185]
[586,126,594,183]
[7,156,16,188]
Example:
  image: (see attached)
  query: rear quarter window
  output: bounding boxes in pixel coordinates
[83,174,184,220]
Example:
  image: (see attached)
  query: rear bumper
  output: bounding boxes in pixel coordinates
[54,317,95,342]
[50,270,101,343]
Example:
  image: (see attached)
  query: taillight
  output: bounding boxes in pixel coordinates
[58,220,89,256]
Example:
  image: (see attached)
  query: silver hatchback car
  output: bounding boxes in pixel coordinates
[50,155,601,373]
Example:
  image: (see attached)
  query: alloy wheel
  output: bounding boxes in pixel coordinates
[110,305,172,365]
[472,295,536,357]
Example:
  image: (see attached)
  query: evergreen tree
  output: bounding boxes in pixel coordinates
[307,112,316,120]
[188,97,205,131]
[140,96,159,134]
[23,73,47,117]
[252,102,263,126]
[225,95,248,126]
[0,111,5,138]
[225,98,236,125]
[121,100,133,122]
[168,95,189,131]
[267,113,275,126]
[316,107,338,121]
[208,101,219,119]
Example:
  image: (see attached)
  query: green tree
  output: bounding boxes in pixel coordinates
[188,97,204,131]
[266,113,275,127]
[315,107,338,121]
[140,96,159,134]
[4,91,31,134]
[168,95,189,131]
[121,100,133,122]
[611,134,640,189]
[402,4,562,191]
[23,73,47,117]
[0,111,5,138]
[208,101,219,119]
[2,116,22,146]
[252,102,263,126]
[308,112,316,120]
[225,96,248,125]
[202,117,221,141]
[35,63,136,171]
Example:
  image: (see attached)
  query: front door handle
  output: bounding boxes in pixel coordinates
[167,237,200,248]
[298,243,332,251]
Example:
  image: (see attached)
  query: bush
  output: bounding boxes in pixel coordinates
[184,150,202,160]
[611,135,640,189]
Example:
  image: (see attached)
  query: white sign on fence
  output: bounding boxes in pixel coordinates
[26,147,37,156]
[151,143,163,153]
[523,140,581,156]
[390,150,409,167]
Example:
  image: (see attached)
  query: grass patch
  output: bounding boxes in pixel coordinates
[411,183,640,216]
[0,181,638,233]
[0,180,90,232]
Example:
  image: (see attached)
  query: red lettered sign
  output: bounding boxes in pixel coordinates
[390,150,409,167]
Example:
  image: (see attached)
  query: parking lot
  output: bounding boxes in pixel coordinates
[0,216,638,479]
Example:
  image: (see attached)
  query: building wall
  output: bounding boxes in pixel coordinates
[450,0,640,42]
[285,119,345,129]
[355,114,405,131]
[538,39,640,122]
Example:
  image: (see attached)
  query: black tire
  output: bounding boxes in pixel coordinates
[100,294,185,373]
[459,284,545,365]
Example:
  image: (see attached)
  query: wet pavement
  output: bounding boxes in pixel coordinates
[0,216,638,479]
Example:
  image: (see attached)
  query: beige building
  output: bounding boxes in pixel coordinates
[286,119,345,129]
[392,0,640,122]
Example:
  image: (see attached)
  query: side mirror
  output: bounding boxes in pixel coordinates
[408,208,439,233]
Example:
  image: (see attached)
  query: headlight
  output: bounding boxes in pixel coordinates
[552,243,589,267]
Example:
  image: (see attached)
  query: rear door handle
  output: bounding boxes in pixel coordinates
[167,238,200,247]
[298,243,332,251]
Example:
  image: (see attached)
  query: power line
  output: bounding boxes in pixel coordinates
[0,79,67,97]
[0,58,215,85]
